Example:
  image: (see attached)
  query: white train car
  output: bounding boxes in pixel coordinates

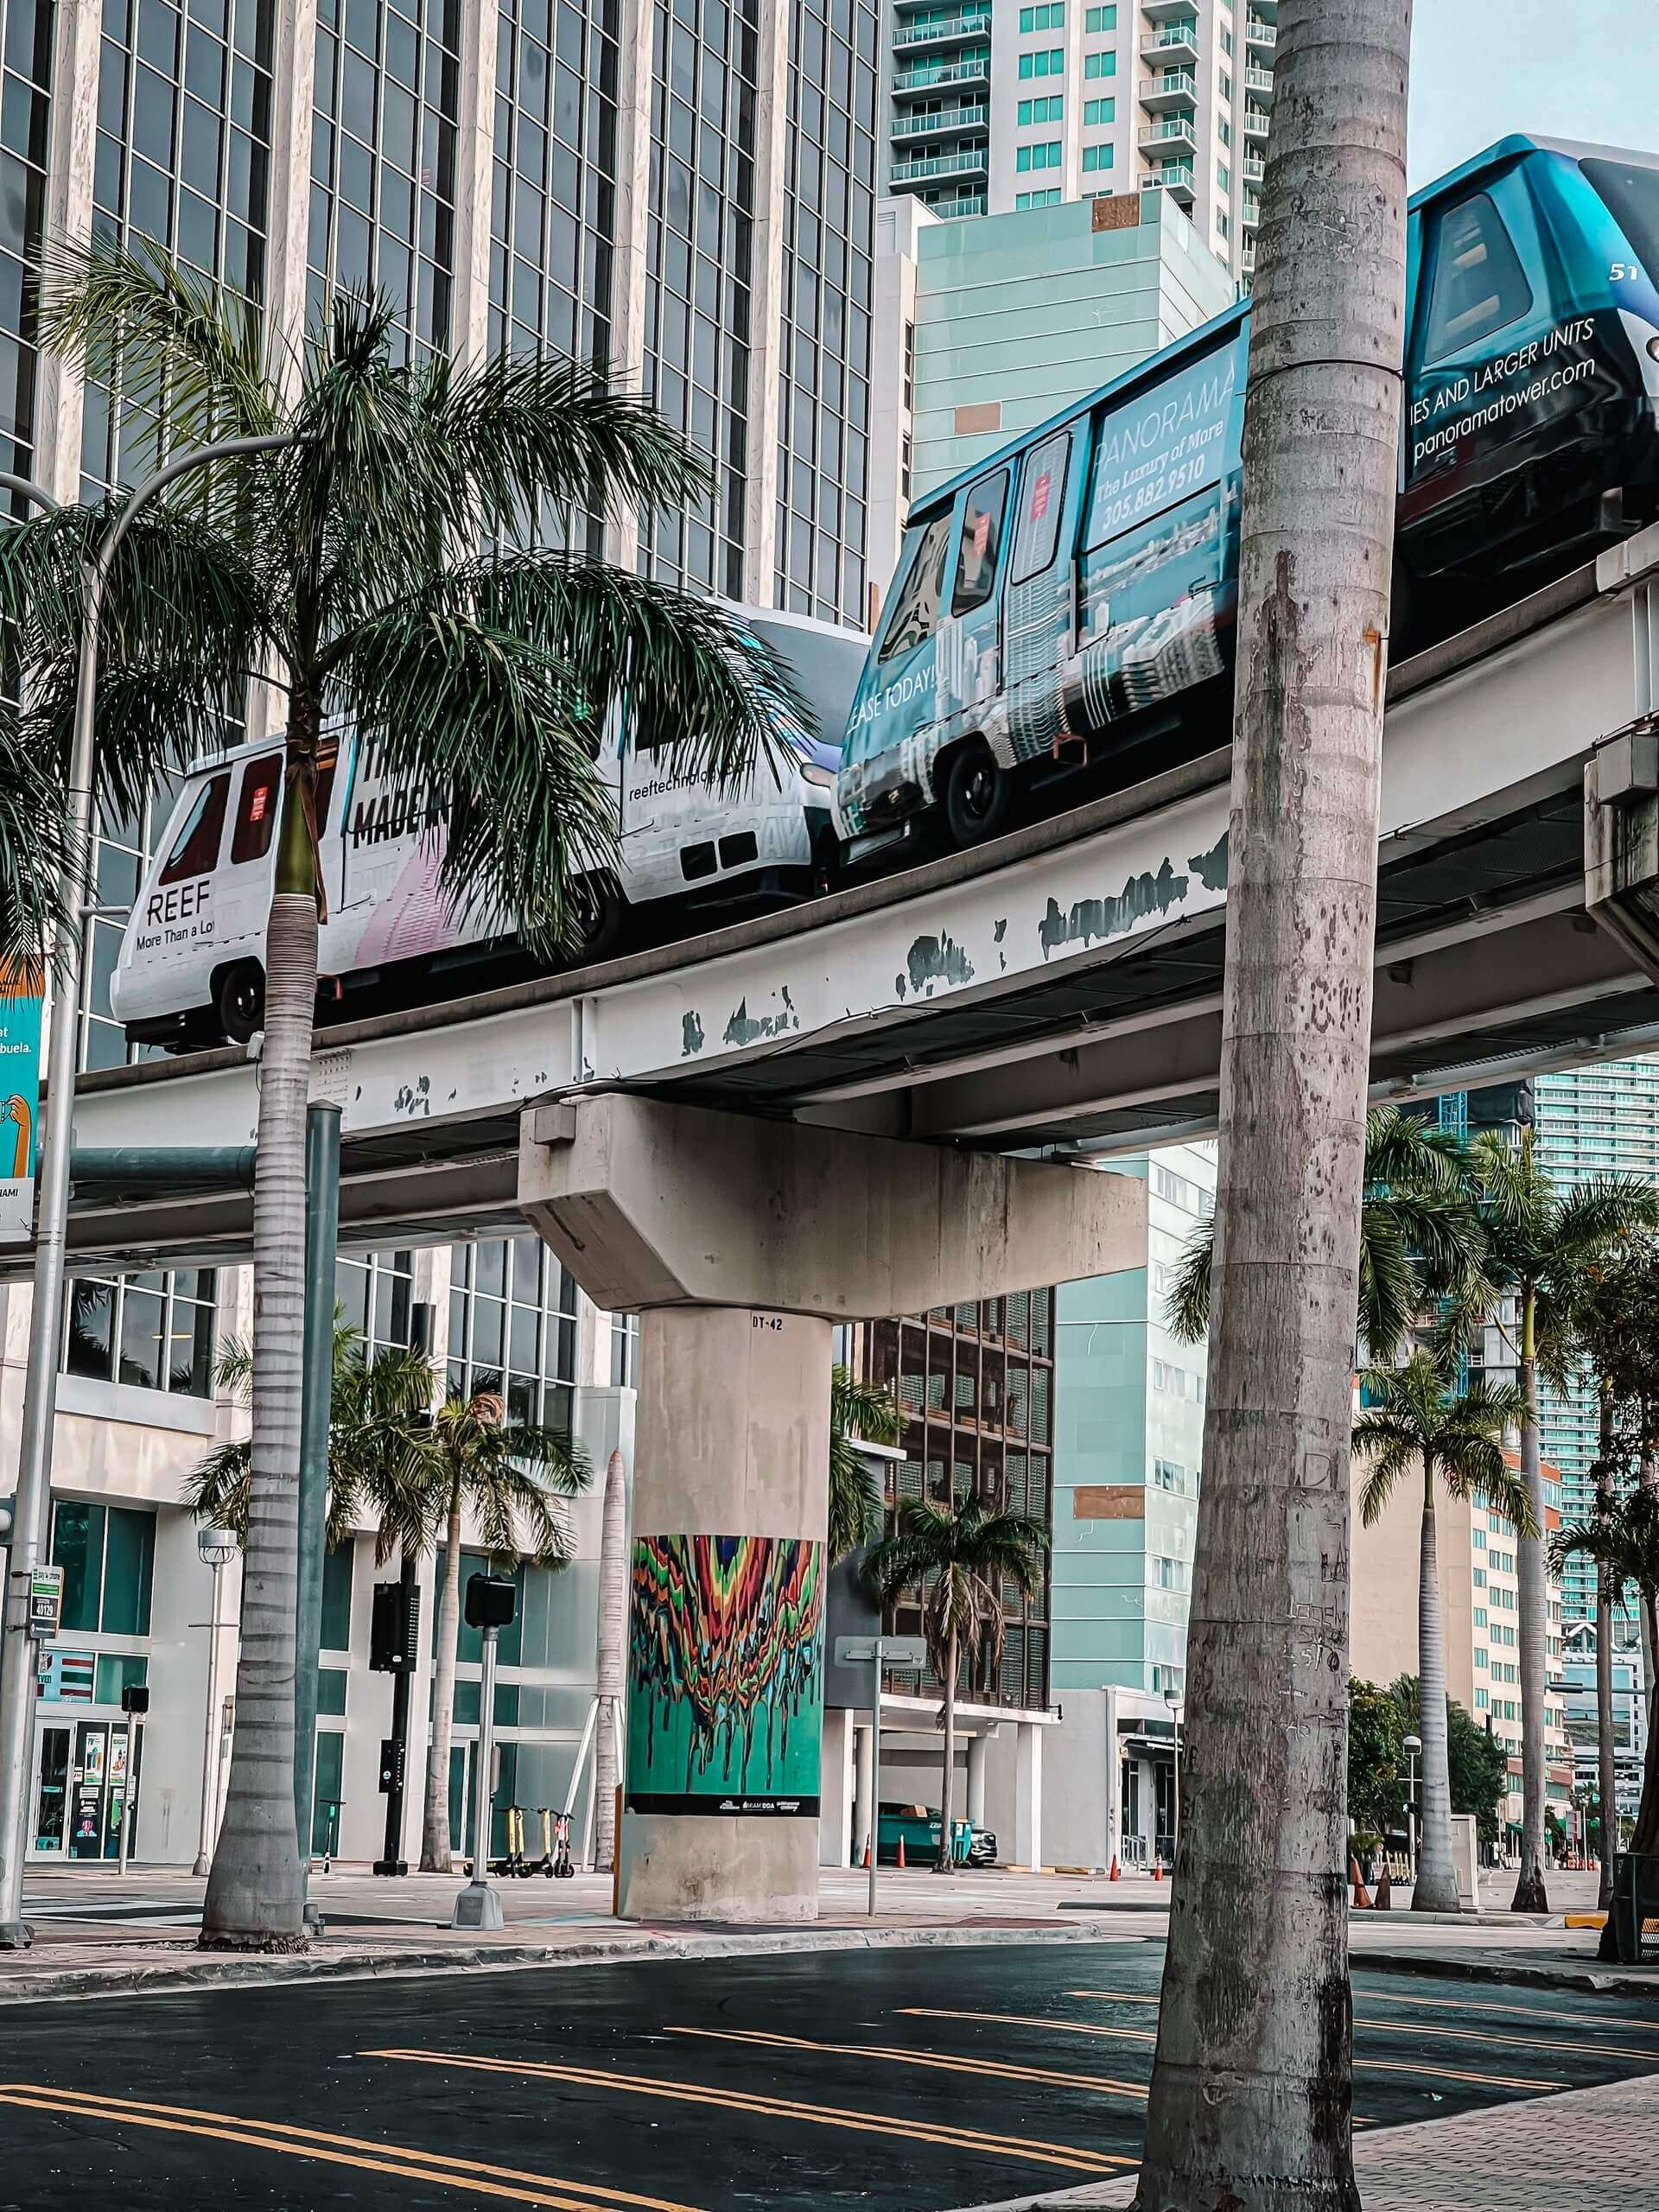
[111,607,865,1050]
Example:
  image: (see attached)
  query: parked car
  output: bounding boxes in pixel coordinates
[877,1801,996,1866]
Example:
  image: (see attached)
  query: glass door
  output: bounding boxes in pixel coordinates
[32,1726,71,1858]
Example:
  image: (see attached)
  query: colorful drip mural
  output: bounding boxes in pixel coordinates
[626,1533,824,1816]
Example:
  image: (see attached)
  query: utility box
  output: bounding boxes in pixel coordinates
[378,1738,406,1795]
[370,1579,420,1672]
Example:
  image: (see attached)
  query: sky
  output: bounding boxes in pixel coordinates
[1408,0,1657,187]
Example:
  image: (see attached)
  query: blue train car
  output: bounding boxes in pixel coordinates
[838,137,1659,855]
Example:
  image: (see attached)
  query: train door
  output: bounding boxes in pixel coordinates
[1400,172,1560,581]
[1004,423,1083,766]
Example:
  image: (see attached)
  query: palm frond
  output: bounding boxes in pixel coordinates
[0,713,77,973]
[1164,1220,1213,1344]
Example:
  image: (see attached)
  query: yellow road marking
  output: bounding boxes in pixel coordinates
[663,2024,1148,2101]
[899,2012,1559,2093]
[1357,1987,1659,2037]
[364,2047,1134,2175]
[1065,1990,1159,2005]
[0,2084,698,2212]
[1355,2017,1659,2065]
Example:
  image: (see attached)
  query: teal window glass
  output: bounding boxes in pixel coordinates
[1083,97,1114,123]
[94,1654,148,1706]
[53,1503,102,1633]
[1084,3,1116,24]
[1082,143,1112,171]
[311,1732,344,1856]
[1084,49,1116,75]
[320,1543,353,1652]
[316,1667,348,1718]
[101,1507,154,1636]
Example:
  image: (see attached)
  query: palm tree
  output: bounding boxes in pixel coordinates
[4,239,791,1947]
[417,1391,588,1873]
[184,1318,434,1551]
[1352,1354,1533,1912]
[1166,1105,1485,1357]
[1469,1130,1659,1910]
[864,1494,1046,1871]
[1554,1489,1659,1866]
[828,1365,904,1563]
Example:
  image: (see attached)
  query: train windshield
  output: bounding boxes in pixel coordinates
[1583,157,1659,284]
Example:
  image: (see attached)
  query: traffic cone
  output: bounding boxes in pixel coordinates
[1349,1854,1372,1910]
[861,1837,871,1870]
[898,1835,906,1871]
[1109,1855,1120,1881]
[1153,1855,1163,1880]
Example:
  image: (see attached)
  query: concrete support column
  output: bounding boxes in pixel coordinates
[818,1707,855,1870]
[617,1306,831,1923]
[965,1732,989,1831]
[852,1722,874,1868]
[1013,1723,1043,1871]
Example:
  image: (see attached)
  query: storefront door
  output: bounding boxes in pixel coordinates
[66,1720,139,1860]
[31,1726,71,1858]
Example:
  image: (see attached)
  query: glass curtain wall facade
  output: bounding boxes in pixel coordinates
[0,0,51,491]
[861,1290,1055,1711]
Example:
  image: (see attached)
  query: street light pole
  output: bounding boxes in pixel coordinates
[194,1527,238,1878]
[1403,1732,1421,1885]
[0,433,296,1948]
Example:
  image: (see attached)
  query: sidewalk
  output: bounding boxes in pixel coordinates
[1,1862,1649,2005]
[957,2072,1659,2211]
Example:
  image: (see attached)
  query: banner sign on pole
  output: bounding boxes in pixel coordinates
[0,960,43,1246]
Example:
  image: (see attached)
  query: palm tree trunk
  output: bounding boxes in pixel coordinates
[1135,3,1408,2202]
[937,1624,958,1872]
[1414,1456,1459,1913]
[1595,1385,1618,1916]
[1630,1578,1659,1859]
[1512,1300,1551,1912]
[421,1496,464,1872]
[200,755,317,1948]
[593,1447,627,1870]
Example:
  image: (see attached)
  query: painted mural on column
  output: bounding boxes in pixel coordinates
[626,1534,823,1815]
[0,960,43,1245]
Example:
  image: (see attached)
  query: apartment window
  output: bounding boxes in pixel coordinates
[609,1311,640,1389]
[1018,3,1064,27]
[902,320,916,413]
[1018,47,1064,77]
[1475,1688,1489,1709]
[1220,24,1232,54]
[1083,97,1114,124]
[1473,1607,1488,1627]
[1082,143,1112,172]
[1217,161,1230,193]
[1084,3,1115,24]
[63,1271,218,1399]
[1151,1358,1205,1406]
[1018,95,1063,124]
[1014,188,1062,208]
[1218,118,1231,148]
[449,1231,578,1433]
[1153,1165,1213,1217]
[900,429,913,500]
[1153,1459,1190,1494]
[1475,1648,1488,1669]
[1472,1528,1486,1550]
[1217,211,1229,242]
[336,1250,414,1362]
[51,1503,156,1637]
[1016,141,1062,173]
[1220,68,1231,101]
[1084,48,1115,75]
[1151,1555,1185,1591]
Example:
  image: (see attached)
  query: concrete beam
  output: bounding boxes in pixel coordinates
[517,1093,1147,1316]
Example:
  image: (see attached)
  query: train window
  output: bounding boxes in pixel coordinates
[879,511,954,661]
[156,773,230,886]
[950,471,1010,616]
[231,753,283,866]
[1583,159,1659,289]
[1422,192,1532,363]
[1012,430,1072,584]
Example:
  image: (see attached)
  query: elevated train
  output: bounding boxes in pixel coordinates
[117,136,1659,1048]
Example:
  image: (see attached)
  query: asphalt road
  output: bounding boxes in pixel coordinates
[1,1941,1656,2211]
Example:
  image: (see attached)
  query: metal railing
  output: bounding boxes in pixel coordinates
[890,148,988,181]
[1244,15,1275,45]
[934,192,988,217]
[893,10,991,47]
[1140,118,1196,146]
[1141,24,1198,53]
[893,103,988,137]
[1140,67,1197,99]
[893,54,990,89]
[1245,62,1274,92]
[1243,152,1265,181]
[1143,162,1195,190]
[1242,105,1270,136]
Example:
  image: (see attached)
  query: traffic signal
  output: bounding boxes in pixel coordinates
[120,1685,149,1715]
[464,1573,517,1630]
[370,1579,420,1672]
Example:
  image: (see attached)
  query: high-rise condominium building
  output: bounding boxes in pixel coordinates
[882,0,1268,289]
[1533,1058,1659,1624]
[1,0,877,637]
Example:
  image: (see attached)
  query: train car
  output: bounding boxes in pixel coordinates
[111,607,864,1050]
[837,135,1659,858]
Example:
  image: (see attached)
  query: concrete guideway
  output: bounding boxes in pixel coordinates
[39,525,1659,1281]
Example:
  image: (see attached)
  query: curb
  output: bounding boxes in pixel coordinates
[0,1912,1160,2008]
[1351,1946,1656,1997]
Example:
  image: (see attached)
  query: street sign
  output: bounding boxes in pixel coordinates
[835,1634,925,1667]
[28,1565,62,1639]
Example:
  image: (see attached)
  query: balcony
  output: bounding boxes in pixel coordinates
[1141,0,1196,17]
[1243,150,1265,183]
[1242,192,1261,226]
[890,146,990,183]
[1245,61,1274,97]
[934,193,987,218]
[892,53,990,91]
[1139,67,1197,111]
[1244,13,1275,49]
[1242,104,1270,139]
[893,9,992,48]
[1139,115,1197,156]
[1240,238,1256,273]
[1141,23,1199,66]
[1141,161,1195,207]
[892,102,988,139]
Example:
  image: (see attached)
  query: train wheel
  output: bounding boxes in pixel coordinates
[213,962,265,1046]
[569,873,627,964]
[944,742,1013,848]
